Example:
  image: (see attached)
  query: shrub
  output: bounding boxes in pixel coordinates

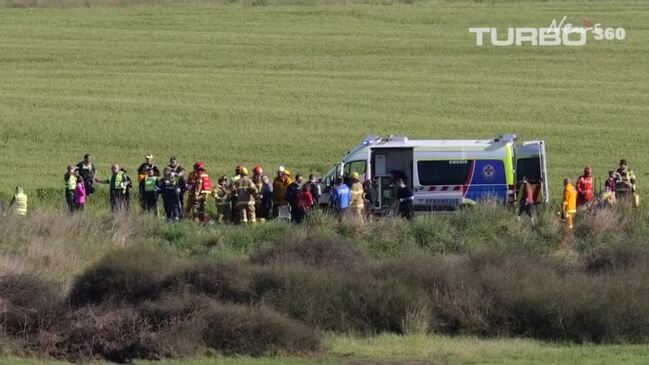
[68,246,178,306]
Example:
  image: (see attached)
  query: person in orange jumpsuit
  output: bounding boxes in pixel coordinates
[562,178,577,231]
[576,166,594,207]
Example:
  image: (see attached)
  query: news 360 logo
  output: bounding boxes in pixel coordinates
[469,16,626,46]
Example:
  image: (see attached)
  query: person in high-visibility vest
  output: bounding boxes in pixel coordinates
[99,164,129,212]
[615,159,638,207]
[143,167,159,215]
[9,186,27,216]
[562,178,577,231]
[64,164,78,212]
[576,166,594,208]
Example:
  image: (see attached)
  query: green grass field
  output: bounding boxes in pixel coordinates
[1,0,648,204]
[5,334,649,365]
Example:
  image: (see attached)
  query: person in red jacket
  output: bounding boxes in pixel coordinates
[576,165,594,207]
[189,162,212,223]
[295,184,314,224]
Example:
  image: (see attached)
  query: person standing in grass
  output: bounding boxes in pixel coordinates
[396,178,413,220]
[307,174,321,209]
[286,174,303,222]
[212,176,232,223]
[159,167,181,222]
[76,154,97,197]
[576,166,594,208]
[349,172,365,218]
[100,164,128,212]
[363,180,377,217]
[64,164,78,212]
[137,154,160,211]
[517,175,536,224]
[74,170,87,211]
[561,178,577,231]
[143,167,160,215]
[167,156,186,215]
[233,167,259,224]
[259,175,273,221]
[330,176,351,218]
[295,184,314,224]
[272,166,292,218]
[8,186,27,216]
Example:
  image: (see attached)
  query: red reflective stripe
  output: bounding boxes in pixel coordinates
[428,186,436,191]
[441,186,449,191]
[453,186,461,191]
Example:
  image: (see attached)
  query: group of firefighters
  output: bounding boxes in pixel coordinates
[0,155,639,228]
[518,159,638,230]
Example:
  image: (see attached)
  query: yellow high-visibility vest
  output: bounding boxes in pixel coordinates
[14,193,27,216]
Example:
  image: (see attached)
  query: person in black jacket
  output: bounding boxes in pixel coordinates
[286,175,303,221]
[396,179,413,220]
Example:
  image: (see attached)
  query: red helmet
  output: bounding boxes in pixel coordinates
[253,165,263,175]
[193,162,205,171]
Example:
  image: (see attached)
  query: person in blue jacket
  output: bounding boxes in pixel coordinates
[330,176,351,218]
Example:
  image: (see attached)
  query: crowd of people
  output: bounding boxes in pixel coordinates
[517,159,638,231]
[1,155,638,228]
[56,154,391,224]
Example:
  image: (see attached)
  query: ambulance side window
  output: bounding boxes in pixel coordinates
[417,160,472,186]
[344,161,367,177]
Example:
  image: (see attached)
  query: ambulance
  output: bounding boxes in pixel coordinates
[319,134,548,213]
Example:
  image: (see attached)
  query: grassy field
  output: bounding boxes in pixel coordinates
[1,1,648,205]
[5,334,649,365]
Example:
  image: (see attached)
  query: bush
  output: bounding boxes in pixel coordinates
[68,246,178,306]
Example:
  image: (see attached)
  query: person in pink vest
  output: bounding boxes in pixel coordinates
[74,170,87,211]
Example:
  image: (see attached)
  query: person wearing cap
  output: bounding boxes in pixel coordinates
[576,165,594,208]
[212,175,232,223]
[233,166,259,224]
[137,154,160,211]
[64,164,78,212]
[349,172,365,218]
[167,156,186,215]
[76,154,97,196]
[158,167,181,222]
[272,165,292,218]
[615,159,638,207]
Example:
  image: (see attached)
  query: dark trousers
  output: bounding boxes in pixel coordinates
[518,202,535,217]
[110,190,127,212]
[144,191,158,214]
[293,207,306,224]
[163,203,180,221]
[399,201,413,220]
[65,190,75,212]
[259,202,272,220]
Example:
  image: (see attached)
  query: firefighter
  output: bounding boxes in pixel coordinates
[190,162,212,223]
[184,163,200,218]
[233,167,258,224]
[9,186,28,216]
[76,154,97,196]
[212,176,232,223]
[137,154,160,210]
[252,165,265,218]
[349,172,365,217]
[230,165,243,223]
[64,165,78,212]
[143,167,159,215]
[517,176,536,224]
[561,178,577,231]
[272,166,292,217]
[159,167,181,222]
[576,165,594,208]
[615,159,638,207]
